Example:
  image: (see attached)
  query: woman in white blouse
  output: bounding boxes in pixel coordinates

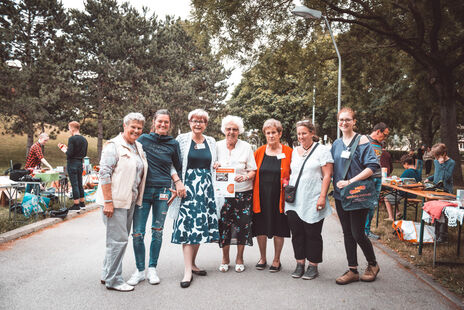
[216,115,257,273]
[285,120,333,280]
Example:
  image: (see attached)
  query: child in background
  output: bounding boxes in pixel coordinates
[383,154,421,221]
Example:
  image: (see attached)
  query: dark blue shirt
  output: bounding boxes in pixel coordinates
[400,168,421,198]
[331,137,380,200]
[138,133,182,188]
[427,158,455,193]
[401,168,421,182]
[187,141,211,169]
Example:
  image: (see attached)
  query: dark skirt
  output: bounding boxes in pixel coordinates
[219,190,253,247]
[252,179,290,238]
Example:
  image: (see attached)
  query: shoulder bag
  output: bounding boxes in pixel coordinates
[340,135,377,211]
[284,143,319,203]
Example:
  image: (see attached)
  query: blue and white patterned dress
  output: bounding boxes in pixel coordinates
[171,135,220,244]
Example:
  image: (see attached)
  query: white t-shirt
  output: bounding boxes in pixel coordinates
[285,144,334,224]
[216,139,257,192]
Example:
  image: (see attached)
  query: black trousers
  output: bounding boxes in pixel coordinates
[67,160,84,200]
[287,210,324,263]
[335,199,376,267]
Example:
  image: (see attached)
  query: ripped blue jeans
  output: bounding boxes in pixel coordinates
[132,186,171,271]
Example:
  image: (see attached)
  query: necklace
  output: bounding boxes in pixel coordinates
[301,142,314,157]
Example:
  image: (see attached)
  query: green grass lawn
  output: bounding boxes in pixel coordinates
[0,126,100,233]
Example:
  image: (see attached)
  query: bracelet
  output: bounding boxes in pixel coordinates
[104,199,113,203]
[174,179,181,184]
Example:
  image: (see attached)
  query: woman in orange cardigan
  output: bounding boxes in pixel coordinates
[252,119,292,272]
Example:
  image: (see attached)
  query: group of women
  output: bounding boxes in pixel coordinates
[97,106,380,291]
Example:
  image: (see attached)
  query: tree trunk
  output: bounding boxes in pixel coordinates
[433,69,463,186]
[420,114,435,148]
[26,131,34,158]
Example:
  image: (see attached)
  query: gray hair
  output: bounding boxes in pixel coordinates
[188,109,209,122]
[38,133,49,141]
[221,115,245,134]
[123,112,145,125]
[262,118,283,134]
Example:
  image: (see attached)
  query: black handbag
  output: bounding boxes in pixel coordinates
[284,143,319,203]
[340,135,377,211]
[9,169,30,181]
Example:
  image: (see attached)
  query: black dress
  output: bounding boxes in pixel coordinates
[253,154,290,238]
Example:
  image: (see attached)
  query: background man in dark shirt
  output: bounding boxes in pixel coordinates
[59,121,88,211]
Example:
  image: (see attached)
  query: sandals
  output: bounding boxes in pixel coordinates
[219,264,229,272]
[235,264,245,273]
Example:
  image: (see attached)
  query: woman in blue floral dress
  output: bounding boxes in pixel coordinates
[170,109,221,288]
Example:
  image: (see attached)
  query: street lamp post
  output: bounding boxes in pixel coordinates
[292,5,342,138]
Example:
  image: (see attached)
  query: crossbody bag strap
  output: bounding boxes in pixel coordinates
[342,134,361,180]
[293,143,319,189]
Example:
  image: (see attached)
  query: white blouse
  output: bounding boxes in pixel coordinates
[216,139,257,192]
[285,143,334,224]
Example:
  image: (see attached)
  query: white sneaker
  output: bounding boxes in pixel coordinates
[127,270,145,286]
[107,282,134,292]
[147,267,160,285]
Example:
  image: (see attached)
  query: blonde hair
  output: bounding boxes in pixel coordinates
[431,143,447,157]
[68,121,80,130]
[188,109,209,122]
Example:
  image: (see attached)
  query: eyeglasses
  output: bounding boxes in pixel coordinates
[190,119,206,125]
[225,127,239,132]
[338,118,353,123]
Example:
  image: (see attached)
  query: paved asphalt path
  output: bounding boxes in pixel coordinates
[0,207,458,310]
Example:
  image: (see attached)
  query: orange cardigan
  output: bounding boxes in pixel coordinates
[252,144,293,214]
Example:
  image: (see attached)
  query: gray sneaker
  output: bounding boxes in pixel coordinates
[291,263,305,278]
[302,265,318,280]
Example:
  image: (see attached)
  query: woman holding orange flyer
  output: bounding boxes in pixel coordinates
[216,115,257,273]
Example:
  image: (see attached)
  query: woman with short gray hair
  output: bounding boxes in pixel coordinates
[170,108,220,288]
[252,118,292,273]
[217,115,256,273]
[96,112,148,292]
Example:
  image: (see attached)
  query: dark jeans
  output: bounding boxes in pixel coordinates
[67,160,84,200]
[287,210,324,263]
[335,199,376,267]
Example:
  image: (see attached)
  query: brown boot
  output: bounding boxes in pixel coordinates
[360,264,380,282]
[335,270,360,285]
